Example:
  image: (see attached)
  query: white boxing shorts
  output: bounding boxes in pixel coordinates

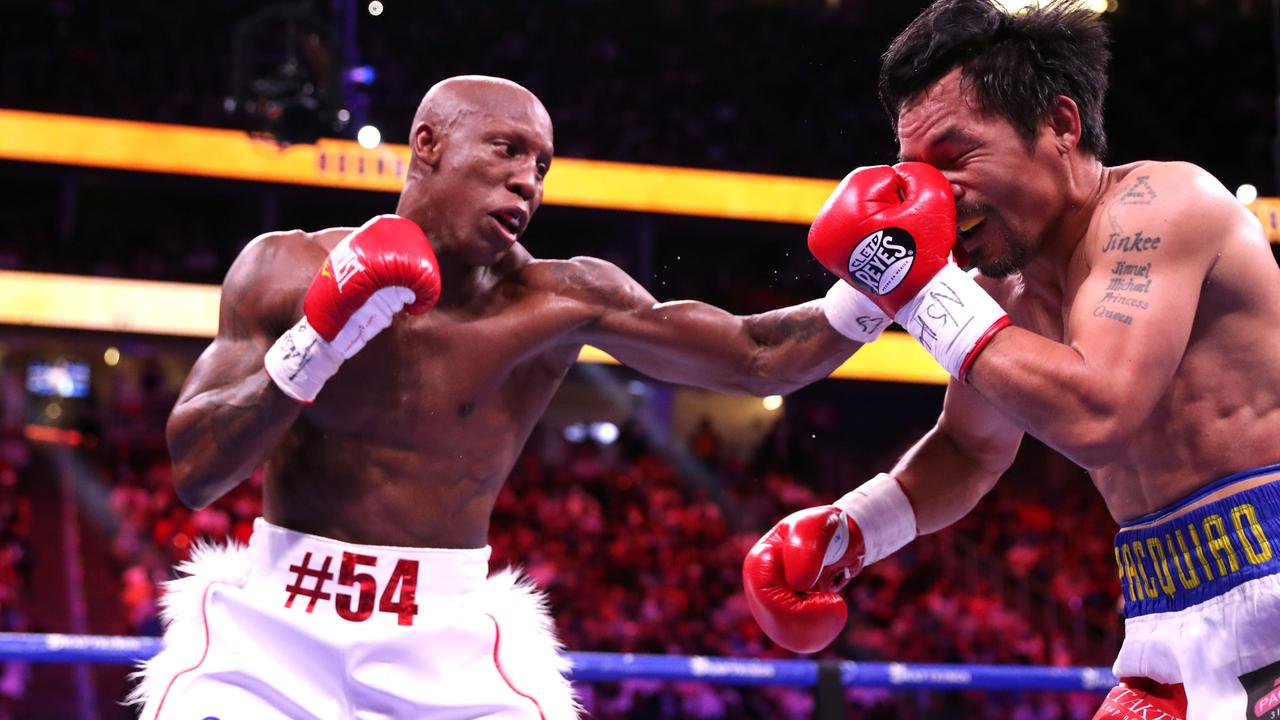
[128,518,579,719]
[1098,464,1280,720]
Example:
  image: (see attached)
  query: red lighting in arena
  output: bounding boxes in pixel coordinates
[22,424,83,447]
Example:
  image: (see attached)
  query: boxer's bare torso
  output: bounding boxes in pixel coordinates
[979,161,1280,521]
[225,229,736,547]
[167,77,859,548]
[242,229,591,547]
[170,222,854,549]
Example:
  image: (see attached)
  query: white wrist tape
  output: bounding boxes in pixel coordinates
[894,264,1007,379]
[263,317,345,403]
[822,280,892,344]
[833,473,917,566]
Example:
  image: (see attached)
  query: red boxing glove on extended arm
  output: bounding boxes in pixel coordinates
[808,163,1010,380]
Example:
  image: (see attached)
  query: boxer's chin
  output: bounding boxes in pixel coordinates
[976,231,1034,279]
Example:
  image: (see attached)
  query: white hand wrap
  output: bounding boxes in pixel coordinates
[263,286,414,403]
[893,264,1008,379]
[822,280,892,344]
[263,317,345,403]
[833,473,917,566]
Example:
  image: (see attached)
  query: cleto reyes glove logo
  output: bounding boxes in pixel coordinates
[326,237,367,292]
[847,228,915,295]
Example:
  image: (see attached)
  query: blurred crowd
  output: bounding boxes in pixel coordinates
[0,369,32,720]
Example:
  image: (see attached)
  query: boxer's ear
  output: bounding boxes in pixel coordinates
[1045,95,1082,156]
[411,121,444,170]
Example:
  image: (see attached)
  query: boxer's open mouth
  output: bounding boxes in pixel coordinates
[958,215,986,244]
[491,208,526,235]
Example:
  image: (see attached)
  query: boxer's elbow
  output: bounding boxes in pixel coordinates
[1053,395,1145,468]
[169,460,220,510]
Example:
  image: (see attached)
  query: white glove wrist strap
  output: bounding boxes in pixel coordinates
[263,317,345,403]
[822,280,891,344]
[833,473,917,566]
[894,264,1007,379]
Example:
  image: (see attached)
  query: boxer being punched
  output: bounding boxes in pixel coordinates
[744,3,1280,718]
[129,76,874,718]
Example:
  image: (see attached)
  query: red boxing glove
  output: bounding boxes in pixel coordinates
[303,214,441,346]
[808,163,956,316]
[808,163,1010,380]
[742,506,865,654]
[265,215,441,402]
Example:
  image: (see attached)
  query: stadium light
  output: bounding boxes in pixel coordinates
[762,395,783,411]
[590,422,620,445]
[357,124,381,149]
[1237,183,1259,205]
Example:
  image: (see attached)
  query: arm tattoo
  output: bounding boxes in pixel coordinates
[1102,210,1162,255]
[1095,249,1156,327]
[1096,177,1162,324]
[1116,175,1157,206]
[744,304,829,348]
[1102,185,1162,255]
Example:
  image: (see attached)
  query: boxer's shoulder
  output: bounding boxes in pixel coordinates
[1100,161,1242,229]
[1080,161,1247,267]
[236,226,354,267]
[515,255,645,311]
[221,227,352,332]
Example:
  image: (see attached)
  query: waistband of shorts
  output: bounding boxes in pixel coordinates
[247,517,491,596]
[1115,464,1280,618]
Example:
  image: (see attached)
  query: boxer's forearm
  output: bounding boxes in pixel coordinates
[739,301,862,394]
[167,372,302,509]
[966,327,1145,468]
[890,425,1005,534]
[586,299,859,396]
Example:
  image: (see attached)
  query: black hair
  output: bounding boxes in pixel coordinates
[880,0,1110,158]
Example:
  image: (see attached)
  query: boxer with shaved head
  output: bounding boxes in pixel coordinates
[131,75,874,718]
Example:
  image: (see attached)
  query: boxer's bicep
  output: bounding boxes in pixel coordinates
[576,272,765,389]
[1066,171,1223,422]
[562,256,846,393]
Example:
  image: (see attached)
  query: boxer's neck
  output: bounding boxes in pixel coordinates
[1021,155,1109,289]
[433,251,501,308]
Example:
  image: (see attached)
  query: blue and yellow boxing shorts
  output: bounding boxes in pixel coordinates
[1104,464,1280,720]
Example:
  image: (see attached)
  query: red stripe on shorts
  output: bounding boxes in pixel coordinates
[487,612,547,720]
[152,581,221,720]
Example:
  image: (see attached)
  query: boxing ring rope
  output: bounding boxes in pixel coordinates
[2,632,1116,713]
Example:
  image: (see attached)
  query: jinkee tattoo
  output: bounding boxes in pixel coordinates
[1096,180,1160,325]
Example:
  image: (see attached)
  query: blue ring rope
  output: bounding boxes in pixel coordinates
[0,633,1116,691]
